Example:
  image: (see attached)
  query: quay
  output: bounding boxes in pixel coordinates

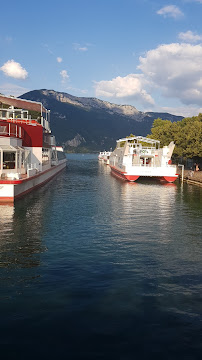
[178,168,202,186]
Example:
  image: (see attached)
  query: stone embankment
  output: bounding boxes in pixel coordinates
[177,167,202,186]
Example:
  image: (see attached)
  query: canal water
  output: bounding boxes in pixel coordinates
[0,154,202,357]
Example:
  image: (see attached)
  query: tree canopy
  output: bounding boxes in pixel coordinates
[147,114,202,159]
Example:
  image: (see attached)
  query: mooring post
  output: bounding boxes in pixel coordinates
[178,164,184,183]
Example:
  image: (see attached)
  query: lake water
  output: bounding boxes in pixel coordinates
[0,153,202,357]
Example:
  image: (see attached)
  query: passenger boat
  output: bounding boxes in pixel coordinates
[98,151,105,161]
[98,151,112,165]
[0,94,67,203]
[109,135,178,182]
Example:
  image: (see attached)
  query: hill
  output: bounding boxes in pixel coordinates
[20,89,183,152]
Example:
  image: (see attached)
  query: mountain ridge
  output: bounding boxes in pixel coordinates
[19,89,183,152]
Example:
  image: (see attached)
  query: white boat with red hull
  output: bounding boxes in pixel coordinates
[0,94,67,203]
[98,151,112,165]
[109,135,178,183]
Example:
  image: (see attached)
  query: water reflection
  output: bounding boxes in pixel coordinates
[0,189,51,269]
[107,176,177,241]
[0,204,14,225]
[0,155,202,350]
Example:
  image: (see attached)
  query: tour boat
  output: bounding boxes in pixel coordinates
[98,151,105,161]
[98,151,112,165]
[109,135,178,182]
[0,94,67,203]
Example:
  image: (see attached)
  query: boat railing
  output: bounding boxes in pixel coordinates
[27,163,40,171]
[0,121,24,139]
[27,163,42,177]
[11,118,38,125]
[132,163,177,168]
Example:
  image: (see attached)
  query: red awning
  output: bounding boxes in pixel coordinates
[0,94,47,113]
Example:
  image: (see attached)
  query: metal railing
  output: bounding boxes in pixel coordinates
[0,122,24,139]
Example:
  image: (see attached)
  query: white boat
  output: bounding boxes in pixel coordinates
[98,151,105,161]
[109,135,178,182]
[98,151,112,165]
[0,94,67,203]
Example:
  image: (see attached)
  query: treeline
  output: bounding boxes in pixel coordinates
[147,114,202,160]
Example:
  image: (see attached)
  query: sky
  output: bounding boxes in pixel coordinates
[1,0,202,117]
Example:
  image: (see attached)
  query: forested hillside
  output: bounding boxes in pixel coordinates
[147,115,202,160]
[20,89,183,152]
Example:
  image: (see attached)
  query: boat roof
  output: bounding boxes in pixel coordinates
[116,135,160,144]
[0,145,26,151]
[0,94,47,114]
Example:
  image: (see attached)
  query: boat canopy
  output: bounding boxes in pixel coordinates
[0,94,47,114]
[116,135,160,145]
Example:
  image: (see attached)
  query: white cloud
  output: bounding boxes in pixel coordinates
[138,43,202,106]
[73,43,88,52]
[60,70,69,82]
[158,105,202,117]
[0,60,28,79]
[94,74,154,106]
[157,5,184,18]
[178,30,202,43]
[0,83,29,97]
[57,57,63,63]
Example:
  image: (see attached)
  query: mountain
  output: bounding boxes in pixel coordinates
[19,89,183,152]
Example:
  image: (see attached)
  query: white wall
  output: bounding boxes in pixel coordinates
[25,147,42,171]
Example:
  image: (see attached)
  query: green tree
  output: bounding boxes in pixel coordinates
[147,118,173,146]
[147,115,202,160]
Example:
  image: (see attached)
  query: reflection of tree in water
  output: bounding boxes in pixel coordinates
[181,183,202,211]
[0,185,54,269]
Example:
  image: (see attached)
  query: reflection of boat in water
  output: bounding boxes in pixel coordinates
[0,204,14,224]
[0,185,54,269]
[98,151,112,165]
[109,136,179,183]
[0,94,67,203]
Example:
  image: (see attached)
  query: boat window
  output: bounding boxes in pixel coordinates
[14,111,21,119]
[42,148,50,164]
[22,111,28,119]
[3,152,15,169]
[0,110,7,118]
[0,125,7,135]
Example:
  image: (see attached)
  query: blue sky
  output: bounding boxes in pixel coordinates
[1,0,202,116]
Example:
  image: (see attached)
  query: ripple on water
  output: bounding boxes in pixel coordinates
[0,155,202,353]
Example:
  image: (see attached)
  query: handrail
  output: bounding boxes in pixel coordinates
[132,164,177,168]
[0,121,24,139]
[5,118,41,126]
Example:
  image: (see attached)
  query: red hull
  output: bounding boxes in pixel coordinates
[163,176,178,183]
[110,166,139,182]
[110,166,178,183]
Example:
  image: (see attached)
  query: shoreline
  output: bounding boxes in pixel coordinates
[178,169,202,187]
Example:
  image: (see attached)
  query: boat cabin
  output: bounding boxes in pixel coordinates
[114,135,175,168]
[0,94,53,180]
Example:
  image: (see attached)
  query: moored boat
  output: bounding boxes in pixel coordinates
[109,135,178,182]
[98,151,105,161]
[98,151,112,165]
[0,94,67,203]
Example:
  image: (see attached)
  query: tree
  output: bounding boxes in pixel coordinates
[147,118,173,146]
[147,115,202,160]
